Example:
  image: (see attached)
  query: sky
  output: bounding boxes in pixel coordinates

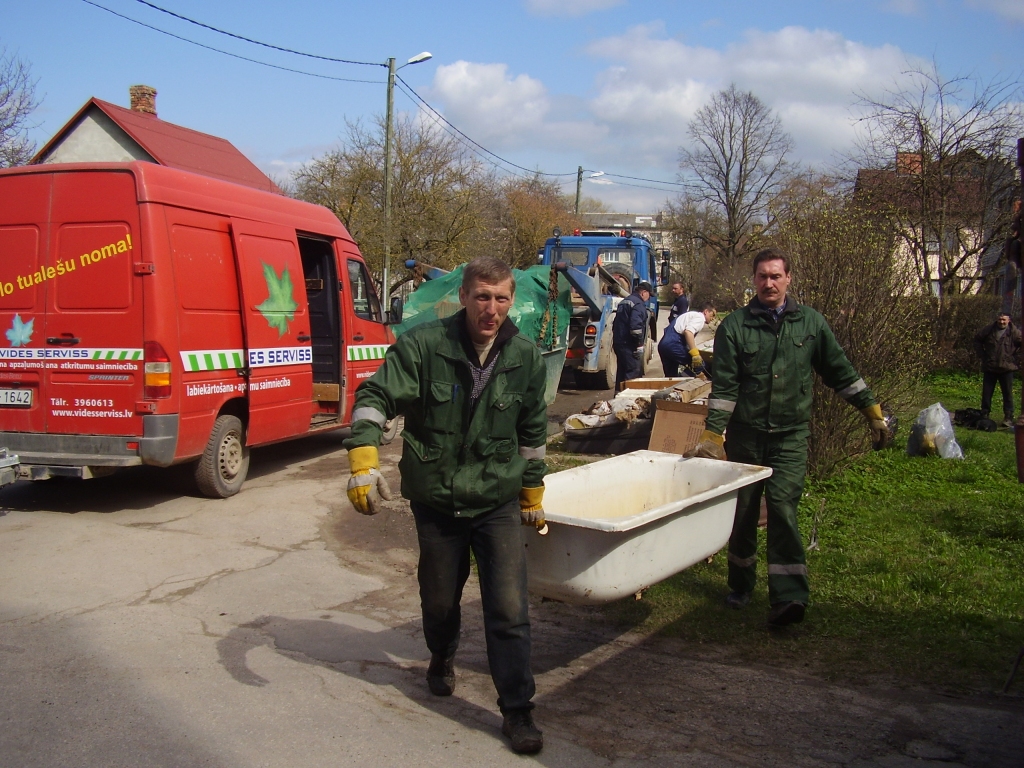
[4,0,1023,212]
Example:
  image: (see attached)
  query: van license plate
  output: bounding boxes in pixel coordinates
[0,389,32,407]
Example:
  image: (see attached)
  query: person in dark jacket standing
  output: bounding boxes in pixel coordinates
[343,257,548,754]
[665,281,690,327]
[612,281,652,390]
[686,248,889,628]
[973,312,1021,428]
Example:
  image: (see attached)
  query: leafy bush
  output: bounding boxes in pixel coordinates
[770,185,932,477]
[930,294,1002,371]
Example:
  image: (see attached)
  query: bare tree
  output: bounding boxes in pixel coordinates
[0,46,40,167]
[678,84,793,263]
[488,175,580,269]
[853,63,1024,303]
[293,116,489,281]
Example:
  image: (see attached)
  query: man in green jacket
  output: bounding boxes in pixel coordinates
[342,256,548,754]
[687,248,889,628]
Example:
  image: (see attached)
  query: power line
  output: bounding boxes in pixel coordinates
[393,83,537,182]
[85,0,685,194]
[133,0,382,67]
[595,171,685,187]
[80,0,383,84]
[392,80,546,181]
[396,74,576,179]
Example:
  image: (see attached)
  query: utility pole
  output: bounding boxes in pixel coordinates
[574,165,583,215]
[382,57,396,300]
[381,52,431,300]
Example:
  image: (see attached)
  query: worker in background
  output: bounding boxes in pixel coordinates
[342,257,549,754]
[612,281,653,390]
[973,311,1021,428]
[686,248,889,628]
[665,281,690,326]
[658,303,717,377]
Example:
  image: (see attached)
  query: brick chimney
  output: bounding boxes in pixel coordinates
[896,151,922,175]
[129,85,157,117]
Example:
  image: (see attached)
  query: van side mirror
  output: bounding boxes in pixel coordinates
[660,260,670,283]
[387,296,403,325]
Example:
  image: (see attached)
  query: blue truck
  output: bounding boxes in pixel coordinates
[538,228,669,389]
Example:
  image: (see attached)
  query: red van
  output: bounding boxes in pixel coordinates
[0,161,396,496]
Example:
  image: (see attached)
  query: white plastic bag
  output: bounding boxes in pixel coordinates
[906,403,963,460]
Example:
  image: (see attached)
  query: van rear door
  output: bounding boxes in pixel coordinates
[45,171,145,436]
[230,220,313,444]
[0,172,51,435]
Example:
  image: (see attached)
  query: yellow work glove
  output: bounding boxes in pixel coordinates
[690,348,706,371]
[861,404,890,450]
[684,429,726,460]
[519,486,548,534]
[346,445,392,515]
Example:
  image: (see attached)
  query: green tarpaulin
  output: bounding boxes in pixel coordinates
[394,265,571,352]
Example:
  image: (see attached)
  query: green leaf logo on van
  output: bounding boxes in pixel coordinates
[5,314,33,347]
[256,263,298,337]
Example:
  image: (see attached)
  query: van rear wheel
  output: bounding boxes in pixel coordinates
[195,415,249,498]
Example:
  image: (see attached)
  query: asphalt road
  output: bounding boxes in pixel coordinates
[2,320,1022,765]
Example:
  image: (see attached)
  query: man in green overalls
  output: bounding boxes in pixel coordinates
[687,248,889,627]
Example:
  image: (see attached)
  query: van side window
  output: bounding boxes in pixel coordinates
[347,259,382,321]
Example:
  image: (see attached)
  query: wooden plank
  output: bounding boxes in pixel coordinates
[313,383,340,402]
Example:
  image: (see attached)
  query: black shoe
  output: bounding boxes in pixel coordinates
[427,652,456,696]
[502,709,544,754]
[725,591,751,609]
[767,601,806,628]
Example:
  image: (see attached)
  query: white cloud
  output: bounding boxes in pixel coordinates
[428,60,606,151]
[966,0,1024,22]
[585,24,922,167]
[424,25,923,211]
[525,0,625,17]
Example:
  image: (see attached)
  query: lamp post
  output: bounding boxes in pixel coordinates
[382,51,432,300]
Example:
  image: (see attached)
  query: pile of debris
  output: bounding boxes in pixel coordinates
[563,378,711,454]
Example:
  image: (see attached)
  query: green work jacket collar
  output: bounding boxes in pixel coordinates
[436,310,525,371]
[743,296,801,330]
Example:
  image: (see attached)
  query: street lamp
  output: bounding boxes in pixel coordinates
[382,51,432,300]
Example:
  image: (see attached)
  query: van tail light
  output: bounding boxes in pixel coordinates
[144,341,172,399]
[583,324,598,349]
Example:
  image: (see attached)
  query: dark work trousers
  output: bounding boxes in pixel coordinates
[613,343,642,391]
[657,323,690,377]
[410,499,535,713]
[725,424,810,606]
[981,370,1015,419]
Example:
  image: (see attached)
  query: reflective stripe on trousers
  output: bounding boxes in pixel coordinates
[725,424,810,605]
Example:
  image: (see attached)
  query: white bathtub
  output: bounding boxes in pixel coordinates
[525,451,772,604]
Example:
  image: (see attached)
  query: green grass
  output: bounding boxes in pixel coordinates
[593,370,1024,691]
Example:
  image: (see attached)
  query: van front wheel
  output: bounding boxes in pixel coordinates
[195,415,249,498]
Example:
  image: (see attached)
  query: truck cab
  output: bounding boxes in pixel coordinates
[538,228,667,389]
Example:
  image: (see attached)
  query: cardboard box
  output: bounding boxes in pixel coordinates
[648,400,708,455]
